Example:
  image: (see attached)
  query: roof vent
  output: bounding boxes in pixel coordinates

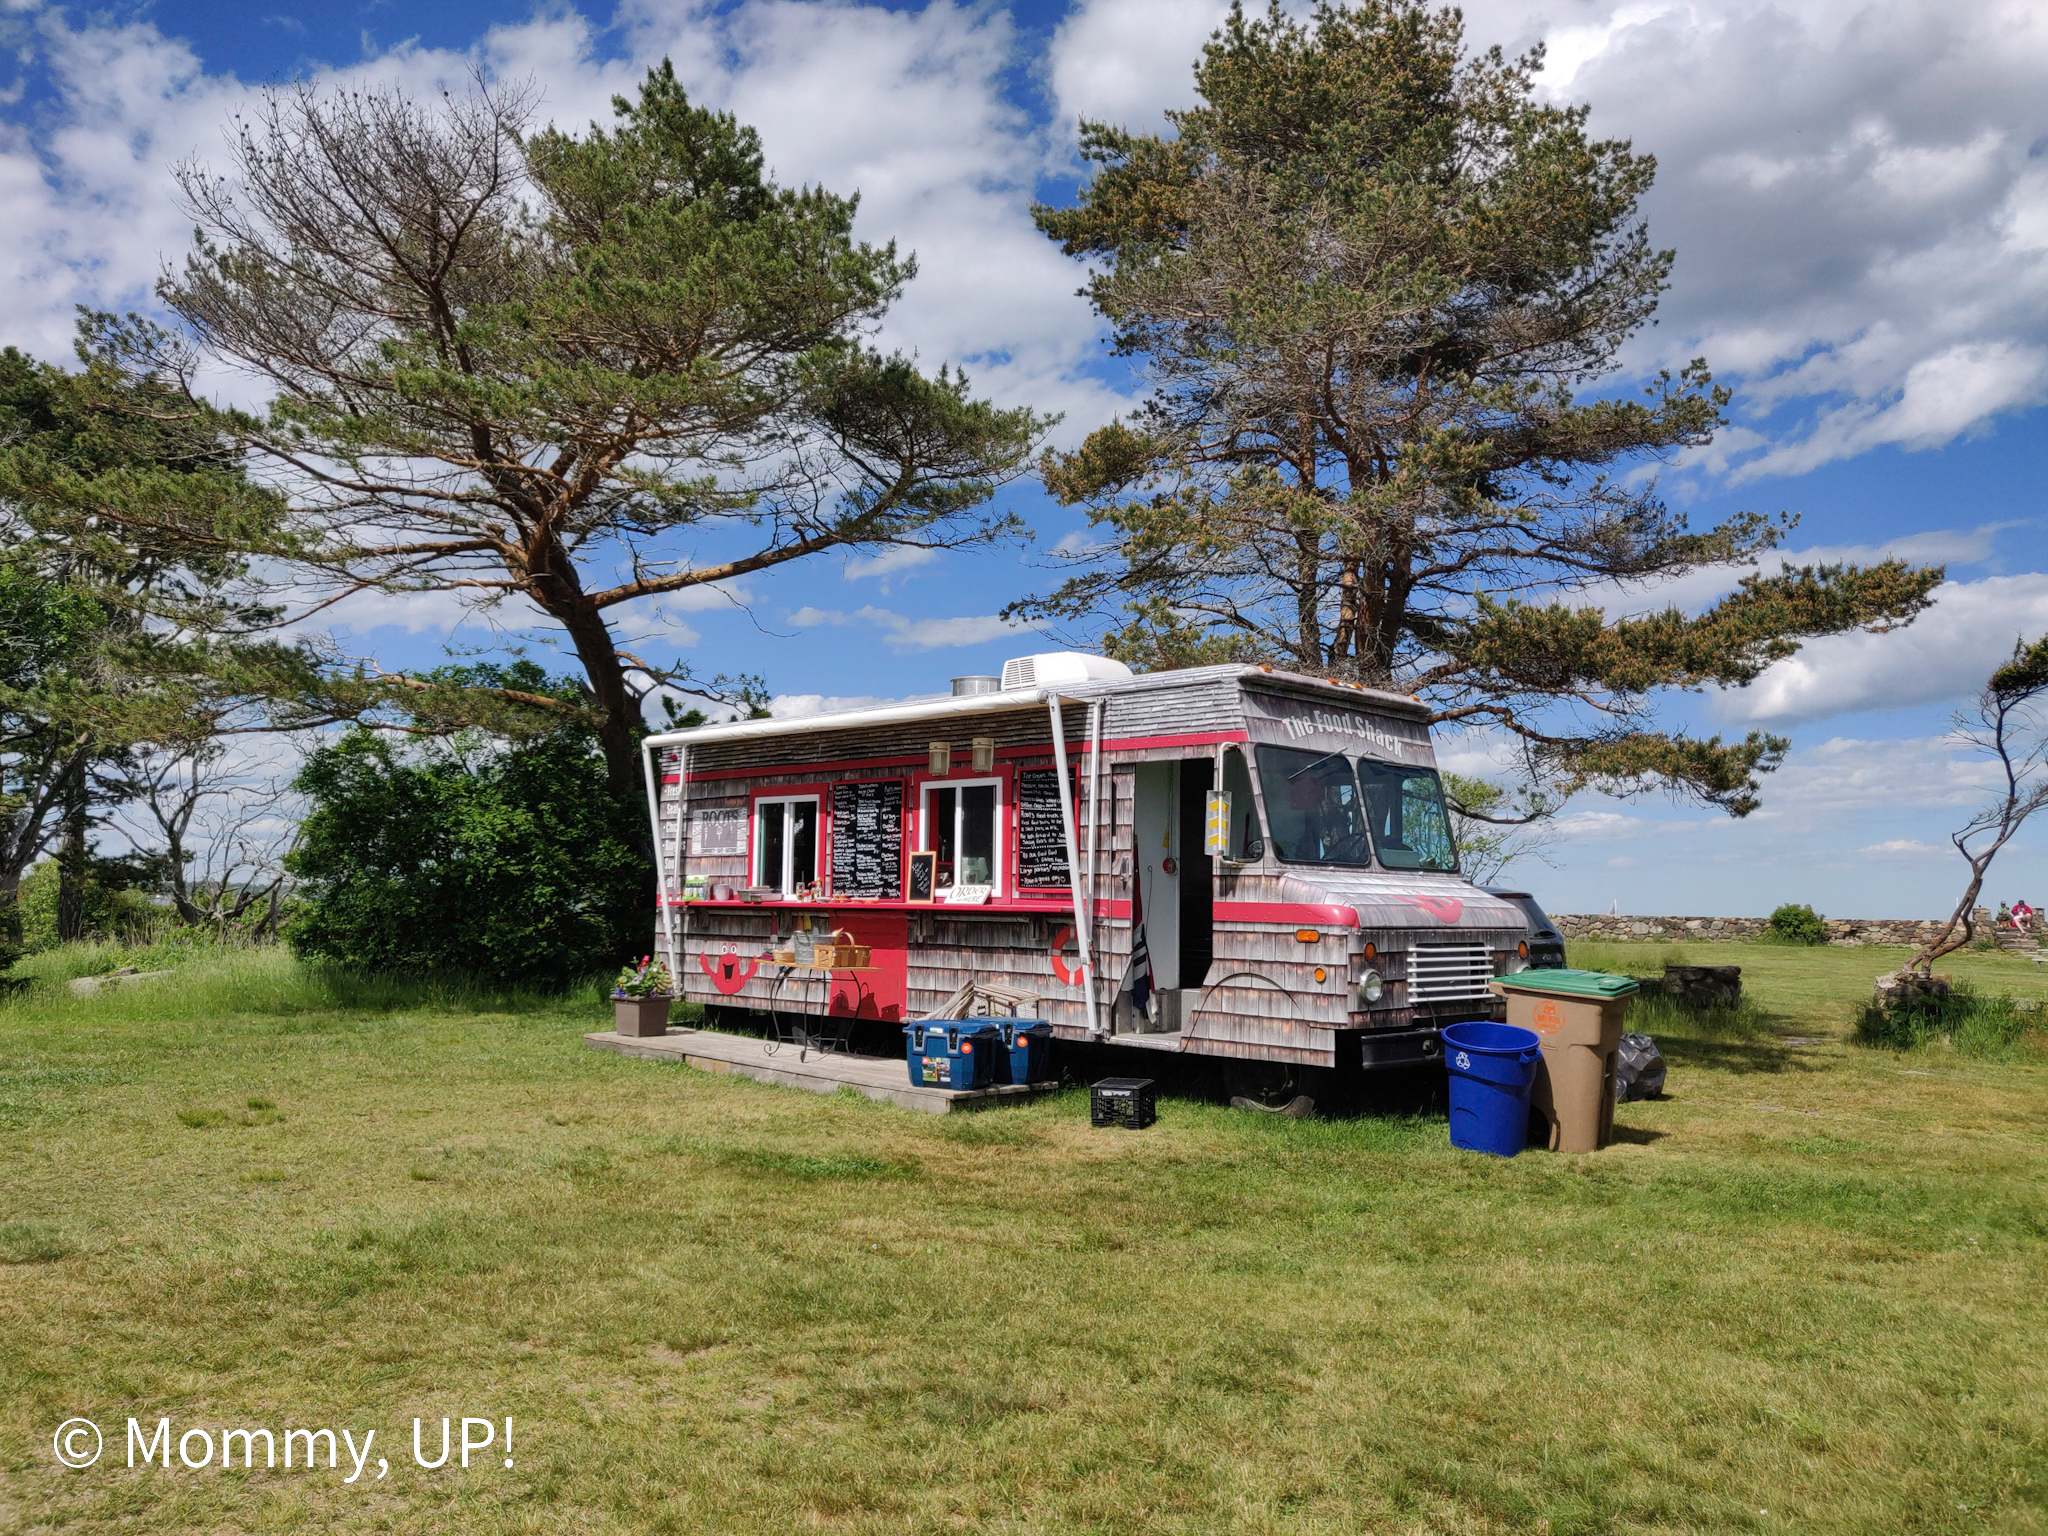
[951,675,1000,696]
[999,651,1134,691]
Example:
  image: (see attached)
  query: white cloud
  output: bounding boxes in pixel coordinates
[1562,522,2015,624]
[1048,528,1111,557]
[651,580,755,615]
[1046,0,1227,141]
[1528,728,2038,916]
[634,0,1129,437]
[1551,810,1647,843]
[1730,343,2048,482]
[319,584,507,639]
[787,602,1034,652]
[856,604,1030,652]
[841,545,941,586]
[1057,0,2048,477]
[767,689,941,719]
[10,0,2048,487]
[1721,572,2048,724]
[866,611,1024,651]
[1530,0,2048,477]
[1749,733,2005,816]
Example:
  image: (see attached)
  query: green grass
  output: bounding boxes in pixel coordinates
[2,940,2047,1533]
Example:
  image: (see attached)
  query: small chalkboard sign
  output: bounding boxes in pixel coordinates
[829,780,903,899]
[1016,767,1073,888]
[907,850,937,903]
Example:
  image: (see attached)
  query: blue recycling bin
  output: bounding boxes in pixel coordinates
[1442,1021,1543,1157]
[903,1021,1001,1090]
[988,1019,1053,1086]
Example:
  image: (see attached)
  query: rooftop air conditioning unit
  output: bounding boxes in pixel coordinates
[1000,652,1135,691]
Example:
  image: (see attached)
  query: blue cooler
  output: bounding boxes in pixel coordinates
[903,1021,1001,1090]
[991,1019,1053,1086]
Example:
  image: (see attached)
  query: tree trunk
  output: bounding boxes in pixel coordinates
[558,603,642,797]
[56,754,89,943]
[524,541,642,796]
[525,559,657,958]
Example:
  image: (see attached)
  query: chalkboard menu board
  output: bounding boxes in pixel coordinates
[1017,767,1073,888]
[830,780,903,898]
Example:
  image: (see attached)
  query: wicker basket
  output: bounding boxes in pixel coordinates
[811,929,871,968]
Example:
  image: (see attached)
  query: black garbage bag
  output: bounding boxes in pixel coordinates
[1615,1032,1666,1102]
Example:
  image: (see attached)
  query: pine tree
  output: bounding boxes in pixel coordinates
[1019,1,1940,813]
[158,64,1049,794]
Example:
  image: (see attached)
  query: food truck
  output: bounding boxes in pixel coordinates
[641,654,1534,1089]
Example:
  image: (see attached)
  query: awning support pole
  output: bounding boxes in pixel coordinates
[1085,700,1106,1039]
[642,738,682,988]
[1048,696,1099,1038]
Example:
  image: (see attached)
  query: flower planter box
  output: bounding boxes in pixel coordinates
[613,994,673,1038]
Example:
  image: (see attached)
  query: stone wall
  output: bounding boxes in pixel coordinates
[1552,913,1983,948]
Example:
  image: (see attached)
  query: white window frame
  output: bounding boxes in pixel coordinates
[753,794,822,896]
[918,776,1005,895]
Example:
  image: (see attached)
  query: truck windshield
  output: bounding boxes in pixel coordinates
[1354,761,1458,871]
[1253,745,1374,866]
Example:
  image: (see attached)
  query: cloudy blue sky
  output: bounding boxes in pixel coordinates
[3,0,2044,917]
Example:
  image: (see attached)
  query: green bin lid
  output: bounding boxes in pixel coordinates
[1496,967,1639,998]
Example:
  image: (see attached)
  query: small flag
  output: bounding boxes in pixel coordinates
[1122,871,1154,1020]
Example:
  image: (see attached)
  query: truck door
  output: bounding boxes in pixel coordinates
[1131,759,1216,998]
[1131,763,1180,990]
[1178,757,1214,989]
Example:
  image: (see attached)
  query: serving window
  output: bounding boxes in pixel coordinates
[919,777,1001,893]
[753,794,821,895]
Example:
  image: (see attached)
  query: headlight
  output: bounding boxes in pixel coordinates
[1356,969,1383,1005]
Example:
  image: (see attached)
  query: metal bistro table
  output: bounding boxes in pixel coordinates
[764,964,884,1062]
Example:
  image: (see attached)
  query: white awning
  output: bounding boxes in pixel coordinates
[641,686,1088,751]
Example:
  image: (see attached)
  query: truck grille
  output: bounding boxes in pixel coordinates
[1407,943,1496,1004]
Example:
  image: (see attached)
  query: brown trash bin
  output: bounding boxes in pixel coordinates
[1492,973,1637,1152]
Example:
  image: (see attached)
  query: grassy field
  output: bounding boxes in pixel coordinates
[3,939,2047,1534]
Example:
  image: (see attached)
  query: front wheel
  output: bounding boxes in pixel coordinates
[1223,1058,1309,1114]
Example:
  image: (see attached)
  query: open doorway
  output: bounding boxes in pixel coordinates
[1123,758,1215,1032]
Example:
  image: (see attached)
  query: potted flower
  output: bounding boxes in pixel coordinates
[612,956,674,1038]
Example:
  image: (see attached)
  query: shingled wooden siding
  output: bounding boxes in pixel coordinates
[652,669,1494,1067]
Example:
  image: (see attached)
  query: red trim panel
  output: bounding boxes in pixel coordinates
[666,897,1072,914]
[658,728,1250,785]
[1094,898,1360,928]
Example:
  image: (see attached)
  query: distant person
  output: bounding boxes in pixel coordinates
[2017,899,2037,932]
[1997,902,2013,929]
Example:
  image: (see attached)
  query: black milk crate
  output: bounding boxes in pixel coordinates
[1090,1077,1156,1130]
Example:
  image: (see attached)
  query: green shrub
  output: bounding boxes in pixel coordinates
[1765,903,1828,946]
[1855,984,2044,1058]
[17,855,171,951]
[0,889,20,983]
[1622,986,1775,1042]
[285,708,650,986]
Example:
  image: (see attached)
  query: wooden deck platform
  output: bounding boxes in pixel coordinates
[583,1027,1057,1115]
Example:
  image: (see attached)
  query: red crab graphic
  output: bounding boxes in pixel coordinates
[700,949,761,996]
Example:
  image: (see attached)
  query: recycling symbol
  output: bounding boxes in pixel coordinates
[1454,1050,1471,1070]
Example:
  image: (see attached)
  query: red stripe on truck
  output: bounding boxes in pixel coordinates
[1096,898,1360,928]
